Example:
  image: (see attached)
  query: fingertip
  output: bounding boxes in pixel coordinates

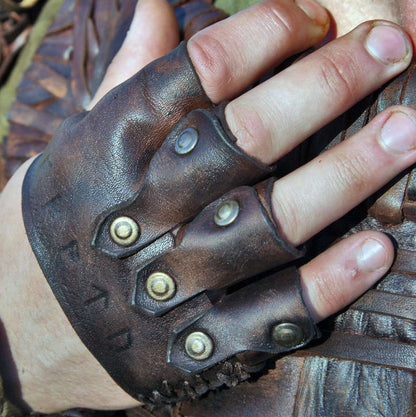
[295,0,329,29]
[378,107,416,155]
[300,231,394,322]
[364,21,412,66]
[355,230,394,273]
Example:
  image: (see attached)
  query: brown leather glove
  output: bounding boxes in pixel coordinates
[21,43,318,406]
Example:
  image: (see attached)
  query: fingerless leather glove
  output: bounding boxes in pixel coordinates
[22,43,319,406]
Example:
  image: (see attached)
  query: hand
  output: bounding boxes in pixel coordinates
[1,0,415,413]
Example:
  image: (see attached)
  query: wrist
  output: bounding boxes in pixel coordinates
[0,159,140,413]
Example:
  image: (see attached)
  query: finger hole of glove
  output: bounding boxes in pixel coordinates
[188,0,329,103]
[299,231,393,322]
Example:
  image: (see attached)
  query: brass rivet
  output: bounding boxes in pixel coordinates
[175,127,198,155]
[214,200,239,227]
[110,216,140,246]
[271,323,304,348]
[146,272,176,301]
[185,331,214,360]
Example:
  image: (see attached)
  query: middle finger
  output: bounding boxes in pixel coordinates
[226,20,412,163]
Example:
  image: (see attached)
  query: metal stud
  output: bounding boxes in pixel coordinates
[146,272,176,301]
[214,199,240,227]
[110,216,140,246]
[271,323,304,348]
[175,127,199,155]
[185,331,214,360]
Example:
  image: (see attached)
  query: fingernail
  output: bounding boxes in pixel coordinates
[356,239,387,273]
[365,23,410,64]
[295,0,328,26]
[379,112,416,154]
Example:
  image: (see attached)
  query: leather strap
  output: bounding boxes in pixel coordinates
[351,290,416,321]
[93,105,274,259]
[168,267,317,374]
[134,180,302,315]
[306,332,416,372]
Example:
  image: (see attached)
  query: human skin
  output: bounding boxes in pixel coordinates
[318,0,400,36]
[1,0,416,412]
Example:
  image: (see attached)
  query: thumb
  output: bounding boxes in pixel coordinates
[89,0,179,109]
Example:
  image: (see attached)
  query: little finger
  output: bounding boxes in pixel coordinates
[299,231,393,321]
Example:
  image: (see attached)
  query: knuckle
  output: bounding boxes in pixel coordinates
[255,0,295,39]
[271,187,302,245]
[187,32,233,100]
[330,152,369,195]
[226,103,273,159]
[315,51,360,103]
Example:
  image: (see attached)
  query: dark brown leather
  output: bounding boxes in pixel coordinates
[133,180,302,315]
[1,0,227,186]
[178,61,416,417]
[168,267,316,374]
[21,42,318,405]
[10,1,416,415]
[92,106,275,259]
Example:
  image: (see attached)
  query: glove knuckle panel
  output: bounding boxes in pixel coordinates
[134,182,303,316]
[93,105,273,258]
[168,268,317,374]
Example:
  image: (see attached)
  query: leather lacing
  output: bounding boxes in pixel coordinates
[139,359,250,410]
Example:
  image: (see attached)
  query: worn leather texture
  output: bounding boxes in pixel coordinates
[0,375,22,417]
[176,61,416,417]
[1,0,227,185]
[8,0,416,415]
[21,41,318,405]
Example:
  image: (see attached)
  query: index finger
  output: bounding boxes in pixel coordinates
[188,0,329,102]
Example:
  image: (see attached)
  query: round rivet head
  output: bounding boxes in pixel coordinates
[214,199,240,227]
[110,216,140,246]
[146,272,176,301]
[185,331,214,360]
[271,323,304,348]
[175,127,199,155]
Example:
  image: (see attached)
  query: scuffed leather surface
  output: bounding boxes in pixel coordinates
[92,106,275,259]
[22,43,210,401]
[1,0,227,185]
[11,0,416,415]
[133,181,302,315]
[168,267,316,374]
[179,61,416,417]
[22,42,317,404]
